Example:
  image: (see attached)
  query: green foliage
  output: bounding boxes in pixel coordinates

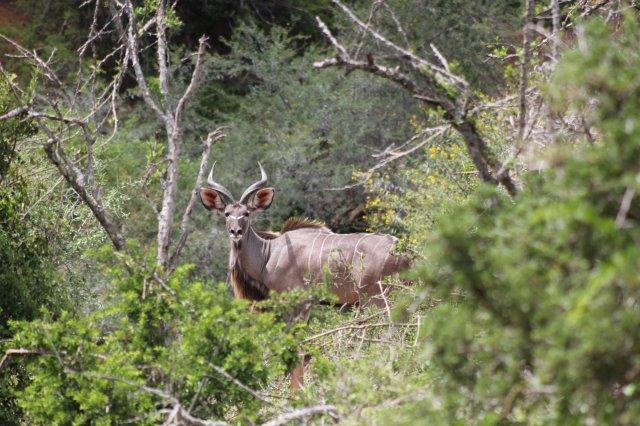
[0,78,34,179]
[7,262,298,424]
[0,79,69,425]
[199,23,418,231]
[398,15,640,424]
[4,1,640,424]
[363,131,477,252]
[0,174,64,339]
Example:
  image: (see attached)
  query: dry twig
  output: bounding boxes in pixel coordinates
[260,405,340,426]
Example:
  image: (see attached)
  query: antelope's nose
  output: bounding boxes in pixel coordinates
[229,228,242,237]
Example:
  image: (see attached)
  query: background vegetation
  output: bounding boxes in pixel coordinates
[1,0,639,424]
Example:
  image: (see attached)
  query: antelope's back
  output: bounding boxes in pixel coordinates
[270,229,405,302]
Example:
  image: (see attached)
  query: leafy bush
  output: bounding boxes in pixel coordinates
[401,14,640,424]
[6,262,298,424]
[0,80,71,424]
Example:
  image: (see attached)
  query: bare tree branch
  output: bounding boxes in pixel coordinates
[260,405,340,426]
[208,363,273,405]
[0,58,127,250]
[380,1,410,47]
[66,369,229,426]
[168,128,226,271]
[156,35,209,268]
[0,349,45,370]
[0,105,28,120]
[122,0,169,125]
[156,0,171,104]
[616,175,638,229]
[314,3,518,196]
[330,0,465,88]
[43,136,126,250]
[173,36,209,127]
[303,322,417,343]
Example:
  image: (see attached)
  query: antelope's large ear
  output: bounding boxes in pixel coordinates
[250,187,275,212]
[200,188,227,214]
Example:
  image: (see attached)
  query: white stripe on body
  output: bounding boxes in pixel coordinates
[306,232,324,272]
[368,236,388,279]
[273,243,286,272]
[317,233,333,271]
[328,234,346,262]
[352,235,370,289]
[379,238,392,275]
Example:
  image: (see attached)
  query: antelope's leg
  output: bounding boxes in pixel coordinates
[288,301,313,392]
[290,358,305,391]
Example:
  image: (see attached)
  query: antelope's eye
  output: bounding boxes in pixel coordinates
[224,212,230,217]
[244,212,249,217]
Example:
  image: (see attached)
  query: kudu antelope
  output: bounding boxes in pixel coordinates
[199,163,411,387]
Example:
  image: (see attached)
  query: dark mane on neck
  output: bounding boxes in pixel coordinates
[252,217,329,240]
[280,217,329,233]
[229,258,270,301]
[255,230,280,239]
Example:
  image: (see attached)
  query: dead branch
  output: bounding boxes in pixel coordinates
[0,42,126,250]
[260,405,340,426]
[380,1,410,47]
[122,0,168,124]
[615,175,639,229]
[43,137,126,249]
[156,33,210,268]
[314,2,518,196]
[303,322,417,343]
[156,0,171,103]
[551,0,561,59]
[0,348,45,370]
[330,0,465,88]
[208,363,273,405]
[0,105,27,120]
[173,36,208,127]
[65,369,228,426]
[468,87,538,116]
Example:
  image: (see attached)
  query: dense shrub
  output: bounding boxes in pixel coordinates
[7,263,298,424]
[0,80,71,424]
[402,15,640,424]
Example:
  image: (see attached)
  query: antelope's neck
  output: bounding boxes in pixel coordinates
[231,226,271,282]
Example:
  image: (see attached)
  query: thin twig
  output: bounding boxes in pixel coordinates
[616,178,638,229]
[260,405,340,426]
[303,322,417,343]
[327,127,448,191]
[208,363,273,405]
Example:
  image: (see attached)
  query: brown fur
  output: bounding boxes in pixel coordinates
[280,217,329,233]
[255,230,280,239]
[229,218,328,301]
[230,259,270,301]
